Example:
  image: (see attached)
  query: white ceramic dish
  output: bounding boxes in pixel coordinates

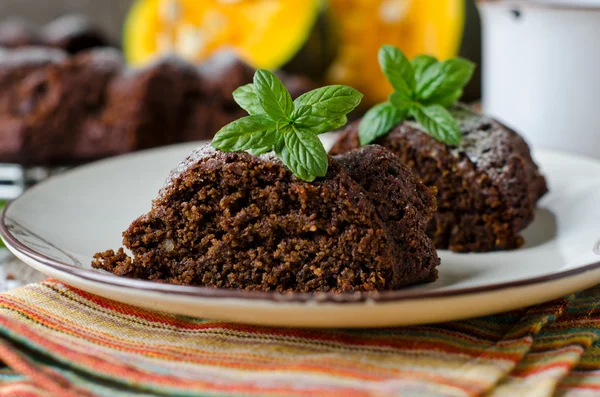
[1,141,599,328]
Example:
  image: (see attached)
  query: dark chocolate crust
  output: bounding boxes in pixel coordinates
[92,145,439,293]
[329,105,548,252]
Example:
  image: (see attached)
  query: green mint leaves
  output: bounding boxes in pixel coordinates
[212,69,362,182]
[359,45,475,147]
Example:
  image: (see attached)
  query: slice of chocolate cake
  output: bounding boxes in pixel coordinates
[92,145,439,293]
[330,105,548,252]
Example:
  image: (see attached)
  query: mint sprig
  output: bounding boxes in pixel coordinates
[359,45,475,146]
[212,69,363,182]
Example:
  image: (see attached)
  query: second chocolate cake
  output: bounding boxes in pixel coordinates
[330,105,548,252]
[0,48,314,165]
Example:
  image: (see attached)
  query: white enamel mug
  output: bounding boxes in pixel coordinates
[478,0,600,158]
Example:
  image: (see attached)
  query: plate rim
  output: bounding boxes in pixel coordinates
[2,146,600,305]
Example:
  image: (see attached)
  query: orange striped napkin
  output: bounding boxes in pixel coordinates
[0,279,598,397]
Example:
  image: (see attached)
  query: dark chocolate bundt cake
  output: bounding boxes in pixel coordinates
[92,145,439,293]
[330,105,548,252]
[0,48,314,165]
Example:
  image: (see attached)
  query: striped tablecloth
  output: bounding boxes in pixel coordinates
[0,279,598,396]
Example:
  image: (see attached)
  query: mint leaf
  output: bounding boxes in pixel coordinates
[275,145,311,182]
[424,89,464,108]
[409,104,461,146]
[389,91,414,108]
[251,147,272,156]
[379,45,414,96]
[292,86,362,134]
[254,69,293,121]
[232,84,262,115]
[359,45,474,147]
[292,103,348,135]
[290,105,312,122]
[211,115,278,151]
[415,58,475,103]
[212,69,361,182]
[294,116,348,135]
[251,134,282,155]
[307,115,348,135]
[274,137,285,153]
[276,119,292,134]
[280,127,328,182]
[296,114,348,135]
[293,85,363,116]
[411,54,437,82]
[359,102,408,146]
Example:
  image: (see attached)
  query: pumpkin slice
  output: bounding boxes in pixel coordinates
[124,0,322,70]
[327,0,465,104]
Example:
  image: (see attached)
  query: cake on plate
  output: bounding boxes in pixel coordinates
[92,145,439,293]
[330,105,548,252]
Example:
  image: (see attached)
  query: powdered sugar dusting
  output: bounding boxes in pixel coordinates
[159,144,219,198]
[78,48,123,69]
[0,46,66,66]
[197,50,243,79]
[157,145,288,199]
[258,152,282,166]
[42,14,98,40]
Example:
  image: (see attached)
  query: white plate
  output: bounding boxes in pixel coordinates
[1,141,599,328]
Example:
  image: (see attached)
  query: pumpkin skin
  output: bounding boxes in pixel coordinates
[325,0,465,104]
[123,0,468,104]
[124,0,321,70]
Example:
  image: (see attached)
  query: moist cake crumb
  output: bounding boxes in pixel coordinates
[93,145,440,293]
[329,104,548,252]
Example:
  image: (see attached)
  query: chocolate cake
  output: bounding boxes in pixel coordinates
[330,105,548,252]
[0,48,123,164]
[0,48,314,165]
[92,145,439,293]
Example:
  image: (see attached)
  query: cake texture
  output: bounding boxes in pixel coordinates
[330,105,548,252]
[92,145,439,293]
[0,48,314,165]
